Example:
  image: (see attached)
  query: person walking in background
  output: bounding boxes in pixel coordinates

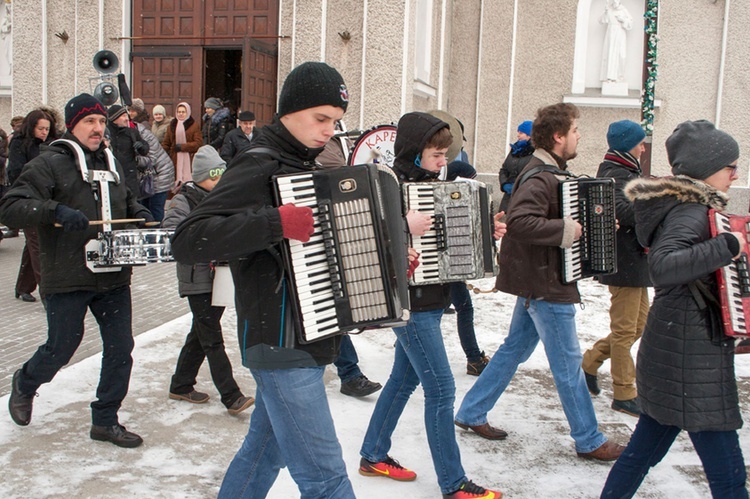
[220,110,256,163]
[162,102,202,193]
[7,109,59,303]
[202,97,233,152]
[151,104,171,145]
[601,120,747,498]
[2,93,154,448]
[128,98,149,125]
[164,145,254,416]
[131,100,175,222]
[582,120,651,418]
[498,120,535,215]
[106,104,149,198]
[455,103,624,463]
[445,159,492,376]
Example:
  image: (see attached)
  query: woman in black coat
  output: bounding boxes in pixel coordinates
[7,109,59,303]
[601,121,747,499]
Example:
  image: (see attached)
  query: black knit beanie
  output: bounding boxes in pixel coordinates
[667,120,739,180]
[65,93,107,131]
[277,62,348,117]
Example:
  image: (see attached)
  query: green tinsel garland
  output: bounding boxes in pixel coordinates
[641,0,659,135]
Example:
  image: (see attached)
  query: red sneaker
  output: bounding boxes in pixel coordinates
[443,480,503,498]
[358,456,417,481]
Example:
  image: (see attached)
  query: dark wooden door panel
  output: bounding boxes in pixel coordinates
[131,48,204,119]
[243,38,277,126]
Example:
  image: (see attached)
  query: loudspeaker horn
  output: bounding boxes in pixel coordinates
[92,50,119,74]
[93,81,119,106]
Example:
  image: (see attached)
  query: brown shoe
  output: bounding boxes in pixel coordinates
[577,440,625,462]
[455,420,508,440]
[227,395,255,415]
[169,390,210,404]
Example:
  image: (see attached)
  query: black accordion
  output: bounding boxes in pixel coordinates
[402,180,499,285]
[273,164,410,343]
[559,178,617,283]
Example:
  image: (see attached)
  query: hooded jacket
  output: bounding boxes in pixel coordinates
[171,118,341,369]
[135,122,175,195]
[497,140,535,214]
[495,148,580,303]
[626,175,741,432]
[0,132,151,294]
[392,112,451,312]
[203,107,234,151]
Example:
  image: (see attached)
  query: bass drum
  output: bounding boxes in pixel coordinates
[347,124,397,167]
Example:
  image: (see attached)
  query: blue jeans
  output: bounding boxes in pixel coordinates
[333,334,363,383]
[18,286,134,426]
[450,282,482,361]
[601,413,748,498]
[140,190,168,222]
[456,296,605,453]
[218,366,354,499]
[360,309,466,494]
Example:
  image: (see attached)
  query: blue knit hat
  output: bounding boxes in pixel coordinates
[607,120,646,152]
[517,120,533,136]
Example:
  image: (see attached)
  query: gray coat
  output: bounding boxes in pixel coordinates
[162,183,213,296]
[136,123,175,195]
[627,175,742,432]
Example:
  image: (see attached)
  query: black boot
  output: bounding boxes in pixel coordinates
[8,370,36,426]
[90,424,143,448]
[585,372,600,396]
[340,375,382,397]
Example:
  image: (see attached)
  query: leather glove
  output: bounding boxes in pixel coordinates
[278,203,314,242]
[134,141,149,156]
[55,204,89,232]
[137,210,156,228]
[174,144,182,152]
[501,183,514,195]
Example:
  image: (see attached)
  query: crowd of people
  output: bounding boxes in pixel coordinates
[1,58,747,499]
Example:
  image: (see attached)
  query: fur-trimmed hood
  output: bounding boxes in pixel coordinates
[624,175,728,248]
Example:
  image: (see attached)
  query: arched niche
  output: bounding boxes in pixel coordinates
[571,0,645,95]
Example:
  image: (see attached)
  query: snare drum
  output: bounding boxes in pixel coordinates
[347,124,397,167]
[86,229,174,269]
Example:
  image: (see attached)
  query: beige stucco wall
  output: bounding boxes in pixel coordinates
[6,0,124,130]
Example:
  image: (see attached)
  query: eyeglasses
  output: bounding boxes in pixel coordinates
[726,165,738,176]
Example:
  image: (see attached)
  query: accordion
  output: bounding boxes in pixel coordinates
[402,179,499,285]
[708,209,750,337]
[559,178,617,283]
[273,164,410,343]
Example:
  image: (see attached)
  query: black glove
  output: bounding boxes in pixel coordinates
[55,204,89,232]
[174,144,182,152]
[137,210,156,228]
[134,141,149,156]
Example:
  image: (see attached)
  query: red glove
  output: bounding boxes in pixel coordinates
[278,203,315,242]
[407,255,420,279]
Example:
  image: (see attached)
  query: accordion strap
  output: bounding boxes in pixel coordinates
[515,164,574,191]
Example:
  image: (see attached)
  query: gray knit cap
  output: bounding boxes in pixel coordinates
[667,120,739,180]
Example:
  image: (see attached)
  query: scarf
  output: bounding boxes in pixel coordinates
[603,149,641,172]
[175,101,193,186]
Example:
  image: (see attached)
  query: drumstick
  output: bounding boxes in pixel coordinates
[54,218,148,227]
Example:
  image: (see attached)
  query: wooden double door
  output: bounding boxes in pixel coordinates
[131,0,278,126]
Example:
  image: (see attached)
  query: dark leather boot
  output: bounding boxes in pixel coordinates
[8,370,35,426]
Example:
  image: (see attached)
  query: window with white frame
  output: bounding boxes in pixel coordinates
[414,0,433,84]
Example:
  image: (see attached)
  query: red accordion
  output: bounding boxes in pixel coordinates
[708,209,750,337]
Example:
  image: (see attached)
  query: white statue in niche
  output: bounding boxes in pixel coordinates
[600,0,632,86]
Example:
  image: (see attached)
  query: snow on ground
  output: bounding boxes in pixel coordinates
[1,277,749,498]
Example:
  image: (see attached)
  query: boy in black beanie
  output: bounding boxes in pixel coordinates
[172,62,355,498]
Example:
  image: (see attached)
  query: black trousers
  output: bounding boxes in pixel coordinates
[18,285,134,426]
[170,293,241,407]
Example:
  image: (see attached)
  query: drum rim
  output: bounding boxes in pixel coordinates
[347,124,398,167]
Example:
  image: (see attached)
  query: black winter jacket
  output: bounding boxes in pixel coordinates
[497,140,534,214]
[0,133,151,294]
[220,127,254,163]
[626,175,742,432]
[171,118,341,369]
[392,112,451,312]
[203,108,233,151]
[7,135,46,186]
[107,123,149,197]
[596,153,651,287]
